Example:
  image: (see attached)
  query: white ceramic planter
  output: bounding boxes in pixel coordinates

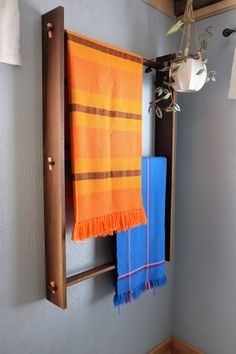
[171,58,207,93]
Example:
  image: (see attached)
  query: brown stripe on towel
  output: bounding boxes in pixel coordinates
[73,170,141,181]
[66,32,143,64]
[69,103,142,120]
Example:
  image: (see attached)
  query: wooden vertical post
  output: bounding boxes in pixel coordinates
[155,54,176,261]
[42,6,66,309]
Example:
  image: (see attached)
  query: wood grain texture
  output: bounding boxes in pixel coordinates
[66,263,116,287]
[147,337,173,354]
[155,54,176,262]
[42,6,67,309]
[148,337,205,354]
[188,0,236,20]
[174,0,222,16]
[144,0,175,17]
[144,0,236,20]
[173,338,205,354]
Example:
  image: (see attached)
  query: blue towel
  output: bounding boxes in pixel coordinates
[114,157,167,307]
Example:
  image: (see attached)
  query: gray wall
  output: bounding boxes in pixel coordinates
[0,1,176,354]
[174,9,236,354]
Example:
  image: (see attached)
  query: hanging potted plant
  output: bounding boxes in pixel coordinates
[150,0,217,118]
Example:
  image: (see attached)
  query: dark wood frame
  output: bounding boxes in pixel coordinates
[42,6,176,309]
[155,54,176,261]
[42,6,66,309]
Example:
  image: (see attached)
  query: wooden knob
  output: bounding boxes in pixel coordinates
[47,157,55,171]
[48,281,57,295]
[47,23,53,39]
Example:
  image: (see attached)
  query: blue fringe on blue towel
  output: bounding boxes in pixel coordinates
[114,157,167,307]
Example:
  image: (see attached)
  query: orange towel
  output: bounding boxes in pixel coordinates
[66,30,147,240]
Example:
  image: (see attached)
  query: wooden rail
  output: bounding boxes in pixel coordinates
[66,263,116,287]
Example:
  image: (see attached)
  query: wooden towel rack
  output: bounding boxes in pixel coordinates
[42,6,176,309]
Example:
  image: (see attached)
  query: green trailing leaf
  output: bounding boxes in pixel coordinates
[173,103,181,112]
[202,58,208,65]
[205,26,213,38]
[196,68,206,75]
[166,107,174,112]
[208,70,217,76]
[155,87,163,95]
[163,92,172,100]
[201,39,208,50]
[166,20,184,36]
[156,106,163,118]
[205,32,213,39]
[206,70,217,83]
[171,65,180,74]
[208,74,216,82]
[158,88,164,96]
[148,101,154,113]
[199,26,213,40]
[155,98,164,103]
[159,66,171,72]
[163,88,170,95]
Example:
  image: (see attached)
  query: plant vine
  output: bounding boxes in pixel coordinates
[150,22,217,119]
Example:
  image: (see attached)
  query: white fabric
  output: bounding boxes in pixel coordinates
[228,48,236,99]
[0,0,21,66]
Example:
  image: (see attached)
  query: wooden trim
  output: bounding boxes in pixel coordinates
[173,337,205,354]
[175,0,222,17]
[155,54,176,262]
[148,337,205,354]
[66,263,116,287]
[144,0,175,17]
[42,6,67,309]
[144,0,236,20]
[191,0,236,21]
[147,337,173,354]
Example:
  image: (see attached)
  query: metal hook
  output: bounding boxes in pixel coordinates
[223,28,236,37]
[145,66,152,74]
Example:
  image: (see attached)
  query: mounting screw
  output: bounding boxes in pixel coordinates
[47,157,55,171]
[47,23,53,39]
[48,281,57,295]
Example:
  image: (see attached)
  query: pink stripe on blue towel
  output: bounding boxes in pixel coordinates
[114,157,167,307]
